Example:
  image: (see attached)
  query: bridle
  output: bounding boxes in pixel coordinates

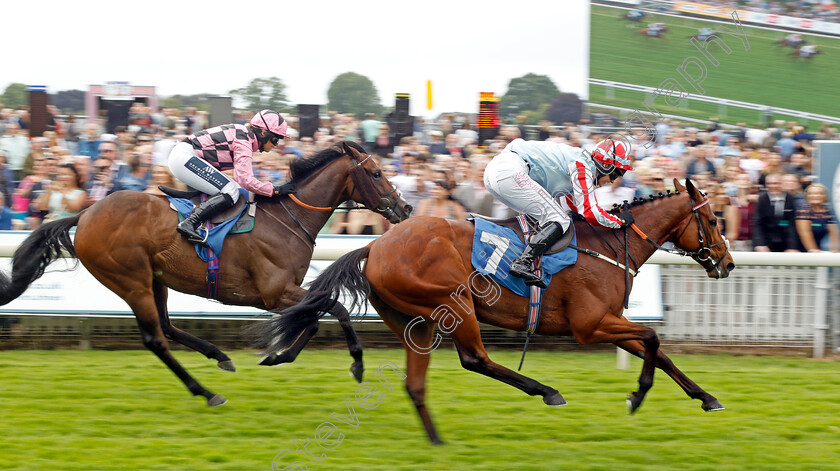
[629,193,731,278]
[266,149,403,245]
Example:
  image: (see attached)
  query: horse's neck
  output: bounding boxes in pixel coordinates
[628,195,692,265]
[271,163,350,237]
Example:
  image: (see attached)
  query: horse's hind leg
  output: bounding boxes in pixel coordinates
[132,290,227,406]
[153,280,236,372]
[448,316,566,407]
[327,302,364,383]
[617,339,724,412]
[371,294,443,445]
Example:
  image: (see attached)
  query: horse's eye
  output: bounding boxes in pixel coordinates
[709,219,717,227]
[373,171,382,179]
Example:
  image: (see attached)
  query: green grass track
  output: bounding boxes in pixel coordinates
[1,349,839,470]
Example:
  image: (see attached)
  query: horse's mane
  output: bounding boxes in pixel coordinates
[288,141,366,184]
[606,189,682,215]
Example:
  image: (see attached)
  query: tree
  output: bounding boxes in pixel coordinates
[326,72,383,117]
[50,90,86,114]
[2,83,28,109]
[499,73,561,121]
[545,93,583,125]
[160,94,214,112]
[229,77,291,113]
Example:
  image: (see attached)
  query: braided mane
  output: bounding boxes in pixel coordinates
[606,189,681,215]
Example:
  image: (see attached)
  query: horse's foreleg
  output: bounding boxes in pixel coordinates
[327,302,364,383]
[576,314,660,413]
[616,339,724,412]
[153,280,235,372]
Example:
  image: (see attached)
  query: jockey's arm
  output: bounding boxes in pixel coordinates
[231,141,274,197]
[569,162,623,229]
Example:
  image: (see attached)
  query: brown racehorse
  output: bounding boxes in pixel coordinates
[0,141,411,406]
[256,178,735,443]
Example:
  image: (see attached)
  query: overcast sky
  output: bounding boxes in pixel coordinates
[4,0,589,118]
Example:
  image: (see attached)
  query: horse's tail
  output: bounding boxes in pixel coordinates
[251,244,372,354]
[0,213,81,305]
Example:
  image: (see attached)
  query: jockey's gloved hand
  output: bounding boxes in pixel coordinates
[273,183,286,196]
[619,204,635,228]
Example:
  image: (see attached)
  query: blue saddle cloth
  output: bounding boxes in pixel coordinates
[166,188,249,262]
[470,218,578,297]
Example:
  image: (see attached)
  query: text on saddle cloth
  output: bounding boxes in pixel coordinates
[469,217,578,298]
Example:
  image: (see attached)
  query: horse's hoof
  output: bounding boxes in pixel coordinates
[702,399,725,411]
[207,394,228,407]
[218,360,236,372]
[543,391,567,407]
[350,361,364,383]
[626,392,644,414]
[259,353,279,366]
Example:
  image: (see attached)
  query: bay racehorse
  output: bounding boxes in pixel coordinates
[0,141,411,405]
[255,178,735,443]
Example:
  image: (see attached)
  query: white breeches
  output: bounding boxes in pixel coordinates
[483,149,570,230]
[167,142,240,202]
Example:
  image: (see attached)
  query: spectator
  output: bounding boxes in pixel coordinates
[114,150,151,192]
[35,162,87,223]
[753,173,799,252]
[774,131,798,161]
[795,184,838,253]
[77,124,102,159]
[455,122,479,148]
[428,131,447,155]
[0,193,12,230]
[359,113,380,153]
[86,158,113,204]
[723,172,757,251]
[756,150,785,187]
[414,170,467,220]
[372,124,393,157]
[785,151,812,182]
[329,201,387,235]
[781,173,806,211]
[0,150,16,206]
[685,145,716,178]
[144,165,178,196]
[0,122,29,180]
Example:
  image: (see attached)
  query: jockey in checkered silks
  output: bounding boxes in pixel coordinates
[168,110,288,245]
[483,138,634,288]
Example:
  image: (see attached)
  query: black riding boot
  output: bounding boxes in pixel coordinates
[509,221,565,289]
[176,193,235,246]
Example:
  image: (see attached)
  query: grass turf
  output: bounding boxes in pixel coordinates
[589,5,840,126]
[1,349,839,470]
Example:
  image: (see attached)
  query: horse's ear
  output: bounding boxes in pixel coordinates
[342,141,356,157]
[685,178,698,195]
[673,178,686,192]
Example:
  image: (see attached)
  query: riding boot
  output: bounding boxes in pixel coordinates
[509,221,565,289]
[177,193,235,246]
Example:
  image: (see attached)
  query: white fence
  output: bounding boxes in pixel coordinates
[0,233,838,356]
[589,78,840,125]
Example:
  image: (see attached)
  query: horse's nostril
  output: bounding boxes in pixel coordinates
[405,205,414,215]
[726,263,736,271]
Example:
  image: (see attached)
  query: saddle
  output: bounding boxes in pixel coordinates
[159,186,252,224]
[467,213,575,255]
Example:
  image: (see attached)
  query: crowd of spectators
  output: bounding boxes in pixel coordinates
[0,102,836,253]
